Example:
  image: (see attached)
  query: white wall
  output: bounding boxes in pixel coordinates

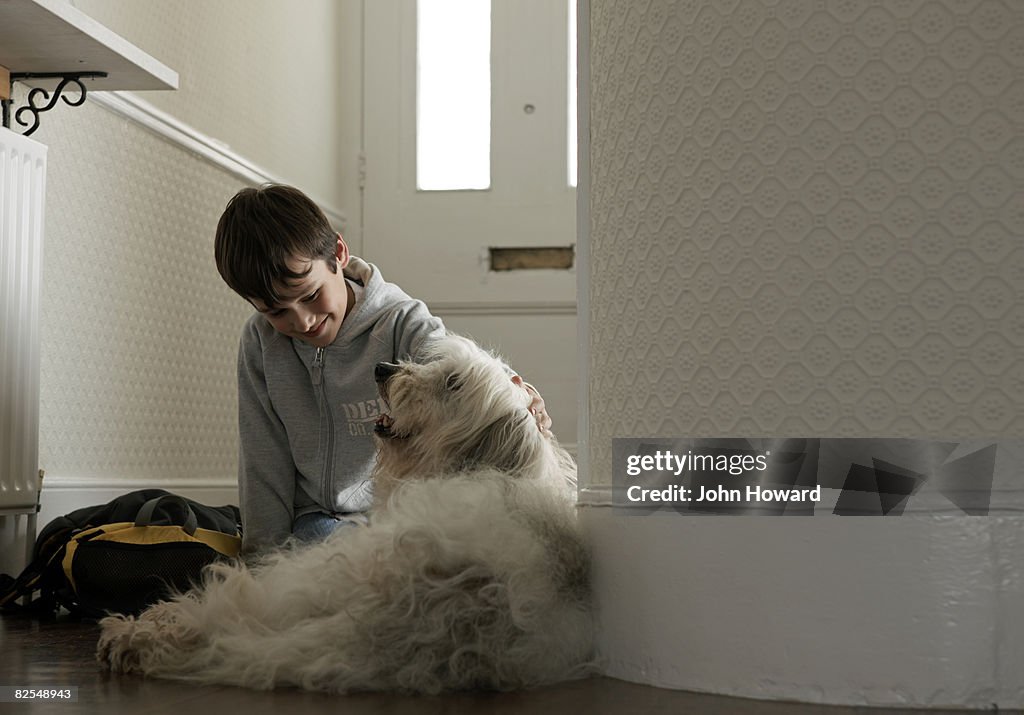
[582,0,1024,707]
[25,0,354,525]
[70,0,349,206]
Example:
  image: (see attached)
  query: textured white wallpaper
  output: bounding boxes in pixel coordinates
[587,0,1024,487]
[12,2,350,486]
[67,0,346,204]
[29,94,253,483]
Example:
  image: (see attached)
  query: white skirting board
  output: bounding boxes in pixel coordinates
[582,508,1024,709]
[36,476,239,533]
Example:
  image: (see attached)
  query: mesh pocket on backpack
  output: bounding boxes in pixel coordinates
[70,541,222,616]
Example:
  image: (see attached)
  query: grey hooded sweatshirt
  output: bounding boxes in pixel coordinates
[236,257,445,552]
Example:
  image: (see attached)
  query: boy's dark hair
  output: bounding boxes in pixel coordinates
[214,184,338,307]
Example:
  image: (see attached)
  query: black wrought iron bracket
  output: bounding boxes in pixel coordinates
[1,72,108,136]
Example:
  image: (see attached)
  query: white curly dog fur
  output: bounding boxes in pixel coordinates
[96,335,592,693]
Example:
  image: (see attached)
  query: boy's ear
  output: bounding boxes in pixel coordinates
[335,233,351,269]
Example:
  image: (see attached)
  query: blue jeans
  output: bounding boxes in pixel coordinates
[292,512,366,543]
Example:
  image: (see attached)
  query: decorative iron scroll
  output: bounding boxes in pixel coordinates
[1,72,108,136]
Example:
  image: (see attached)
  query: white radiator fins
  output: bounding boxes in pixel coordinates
[0,127,47,530]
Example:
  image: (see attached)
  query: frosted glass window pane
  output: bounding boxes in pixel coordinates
[568,0,578,187]
[417,0,491,191]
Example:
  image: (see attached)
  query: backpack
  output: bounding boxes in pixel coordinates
[0,489,242,619]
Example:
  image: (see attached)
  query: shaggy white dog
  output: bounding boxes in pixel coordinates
[96,335,592,693]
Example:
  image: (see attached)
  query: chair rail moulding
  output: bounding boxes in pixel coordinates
[0,0,178,135]
[86,90,348,233]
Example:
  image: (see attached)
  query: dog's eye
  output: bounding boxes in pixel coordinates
[445,374,462,392]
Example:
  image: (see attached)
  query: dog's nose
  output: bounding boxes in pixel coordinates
[375,362,400,383]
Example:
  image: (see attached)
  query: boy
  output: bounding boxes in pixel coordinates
[214,184,549,553]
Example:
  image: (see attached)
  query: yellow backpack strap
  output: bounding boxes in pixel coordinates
[192,528,242,558]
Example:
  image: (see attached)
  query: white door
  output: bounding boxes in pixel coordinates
[362,0,579,448]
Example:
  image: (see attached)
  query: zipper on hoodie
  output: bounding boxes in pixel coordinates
[312,347,336,508]
[312,347,325,386]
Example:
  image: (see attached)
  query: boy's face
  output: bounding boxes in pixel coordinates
[250,234,353,348]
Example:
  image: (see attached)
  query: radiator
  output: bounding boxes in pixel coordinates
[0,127,47,576]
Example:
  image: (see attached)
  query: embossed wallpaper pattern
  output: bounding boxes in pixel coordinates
[587,0,1024,487]
[13,2,349,486]
[29,94,254,482]
[69,0,345,204]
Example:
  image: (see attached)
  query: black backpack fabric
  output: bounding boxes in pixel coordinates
[0,489,242,619]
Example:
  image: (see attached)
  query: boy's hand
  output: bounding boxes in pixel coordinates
[512,375,553,437]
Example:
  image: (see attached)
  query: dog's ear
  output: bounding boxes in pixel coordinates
[456,411,542,474]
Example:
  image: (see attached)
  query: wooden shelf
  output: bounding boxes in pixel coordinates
[0,0,178,92]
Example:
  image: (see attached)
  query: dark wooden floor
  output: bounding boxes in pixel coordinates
[0,612,1016,715]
